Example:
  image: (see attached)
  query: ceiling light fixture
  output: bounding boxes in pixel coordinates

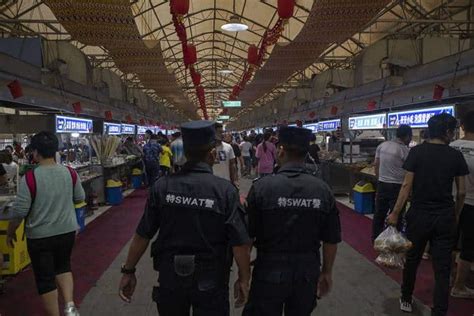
[218,69,234,74]
[221,0,248,32]
[221,14,248,32]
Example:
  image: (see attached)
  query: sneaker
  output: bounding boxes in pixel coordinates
[64,305,80,316]
[400,298,413,313]
[451,287,474,299]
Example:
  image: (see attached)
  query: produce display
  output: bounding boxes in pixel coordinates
[360,166,376,176]
[319,151,340,162]
[374,226,412,269]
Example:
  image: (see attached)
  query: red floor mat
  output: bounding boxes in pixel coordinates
[337,202,474,316]
[0,189,148,316]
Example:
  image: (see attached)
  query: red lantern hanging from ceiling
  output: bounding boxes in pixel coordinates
[296,120,303,128]
[367,100,377,111]
[125,115,132,124]
[232,85,241,97]
[72,102,82,115]
[277,0,295,20]
[433,84,445,101]
[7,79,23,99]
[170,0,189,16]
[184,44,197,67]
[330,106,338,116]
[139,118,145,125]
[105,110,113,120]
[248,45,259,67]
[308,111,316,119]
[190,68,201,86]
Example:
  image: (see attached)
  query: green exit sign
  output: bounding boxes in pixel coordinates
[222,101,241,107]
[218,115,230,120]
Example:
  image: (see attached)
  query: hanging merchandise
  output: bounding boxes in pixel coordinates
[7,79,23,99]
[433,84,445,101]
[72,102,82,115]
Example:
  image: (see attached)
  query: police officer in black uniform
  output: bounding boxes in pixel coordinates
[243,126,341,316]
[118,120,252,316]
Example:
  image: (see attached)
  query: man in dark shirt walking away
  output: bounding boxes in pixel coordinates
[388,113,468,316]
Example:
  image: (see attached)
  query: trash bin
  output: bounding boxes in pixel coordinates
[353,181,375,214]
[106,179,123,205]
[131,168,143,189]
[75,201,87,233]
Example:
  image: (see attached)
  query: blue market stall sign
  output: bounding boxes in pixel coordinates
[318,119,340,132]
[303,123,319,132]
[388,105,455,128]
[137,125,148,135]
[103,122,121,135]
[121,124,136,135]
[56,115,93,134]
[349,113,387,130]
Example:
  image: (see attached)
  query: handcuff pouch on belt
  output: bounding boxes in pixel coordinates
[174,255,196,277]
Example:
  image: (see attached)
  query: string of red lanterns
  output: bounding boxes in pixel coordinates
[170,0,208,120]
[229,0,295,101]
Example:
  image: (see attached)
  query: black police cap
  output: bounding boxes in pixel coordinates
[181,120,216,148]
[278,126,312,149]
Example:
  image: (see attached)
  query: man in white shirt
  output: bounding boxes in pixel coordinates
[213,123,238,185]
[372,125,412,241]
[450,111,474,299]
[240,136,253,176]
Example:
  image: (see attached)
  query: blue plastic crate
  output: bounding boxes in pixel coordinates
[353,191,374,214]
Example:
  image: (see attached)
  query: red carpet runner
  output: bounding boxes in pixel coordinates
[0,189,148,316]
[337,202,474,316]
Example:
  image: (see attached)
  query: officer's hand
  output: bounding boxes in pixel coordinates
[317,273,333,298]
[119,273,137,303]
[386,212,399,227]
[233,278,249,308]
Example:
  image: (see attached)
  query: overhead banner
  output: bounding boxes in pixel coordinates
[388,105,455,128]
[121,124,136,135]
[318,119,341,132]
[349,113,387,130]
[103,122,121,135]
[303,123,318,132]
[55,115,93,134]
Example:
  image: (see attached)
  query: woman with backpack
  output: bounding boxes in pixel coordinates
[7,131,85,316]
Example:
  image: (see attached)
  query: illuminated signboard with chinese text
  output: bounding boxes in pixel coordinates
[303,123,319,132]
[137,126,148,135]
[55,115,93,134]
[121,124,136,135]
[222,101,241,107]
[103,122,121,135]
[349,113,387,130]
[318,119,341,132]
[388,105,455,128]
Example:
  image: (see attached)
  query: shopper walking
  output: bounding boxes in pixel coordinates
[143,130,162,186]
[213,123,238,185]
[243,127,341,316]
[450,110,474,299]
[255,132,276,177]
[372,125,412,241]
[240,136,253,177]
[118,121,251,315]
[225,133,243,178]
[170,132,186,173]
[159,138,173,176]
[387,113,468,315]
[7,131,85,316]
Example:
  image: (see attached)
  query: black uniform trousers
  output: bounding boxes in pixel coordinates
[153,259,229,316]
[243,254,319,316]
[401,208,456,316]
[372,182,404,241]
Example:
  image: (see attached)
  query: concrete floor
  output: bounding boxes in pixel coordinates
[79,178,432,316]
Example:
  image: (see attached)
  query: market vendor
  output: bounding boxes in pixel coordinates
[122,137,143,158]
[372,125,412,241]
